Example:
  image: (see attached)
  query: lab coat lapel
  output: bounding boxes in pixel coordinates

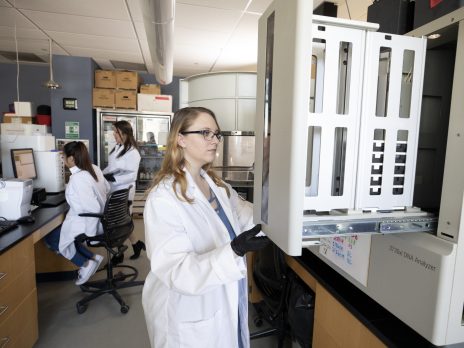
[184,169,230,247]
[203,173,240,236]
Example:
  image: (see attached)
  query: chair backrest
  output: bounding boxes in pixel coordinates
[101,187,134,248]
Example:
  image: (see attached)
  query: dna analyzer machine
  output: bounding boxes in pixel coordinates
[254,0,464,345]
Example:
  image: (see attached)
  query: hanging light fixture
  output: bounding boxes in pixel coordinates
[43,38,61,89]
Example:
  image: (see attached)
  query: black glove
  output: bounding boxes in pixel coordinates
[231,224,270,257]
[104,173,116,182]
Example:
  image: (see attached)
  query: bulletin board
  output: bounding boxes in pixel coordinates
[319,234,372,286]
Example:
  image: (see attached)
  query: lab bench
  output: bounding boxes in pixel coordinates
[287,249,441,348]
[0,204,68,347]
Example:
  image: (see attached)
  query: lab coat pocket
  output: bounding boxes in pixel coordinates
[178,310,221,348]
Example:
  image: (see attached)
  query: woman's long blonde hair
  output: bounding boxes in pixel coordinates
[148,107,229,203]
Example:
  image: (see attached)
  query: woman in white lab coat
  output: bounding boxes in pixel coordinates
[142,107,269,348]
[102,120,145,261]
[45,141,109,285]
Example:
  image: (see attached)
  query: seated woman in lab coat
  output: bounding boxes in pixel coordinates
[142,106,269,348]
[102,120,145,262]
[45,141,109,286]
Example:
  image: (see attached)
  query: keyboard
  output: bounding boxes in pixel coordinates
[39,193,66,208]
[0,220,19,236]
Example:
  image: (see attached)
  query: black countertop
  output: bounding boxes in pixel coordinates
[296,249,464,348]
[0,204,69,254]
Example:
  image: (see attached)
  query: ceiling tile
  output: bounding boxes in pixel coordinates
[22,10,136,38]
[211,63,256,73]
[176,3,242,33]
[228,12,259,38]
[174,65,212,78]
[0,37,61,54]
[64,46,143,63]
[213,42,257,67]
[174,43,219,67]
[125,0,144,22]
[175,26,229,48]
[92,57,113,70]
[246,0,273,14]
[177,0,249,11]
[14,0,130,20]
[0,7,37,28]
[48,31,140,52]
[0,25,47,40]
[212,13,258,68]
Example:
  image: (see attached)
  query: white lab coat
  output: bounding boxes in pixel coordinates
[142,169,254,348]
[58,165,110,260]
[102,145,141,201]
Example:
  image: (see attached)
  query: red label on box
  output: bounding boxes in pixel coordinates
[155,96,170,101]
[430,0,444,8]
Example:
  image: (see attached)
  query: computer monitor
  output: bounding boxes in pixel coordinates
[11,148,37,180]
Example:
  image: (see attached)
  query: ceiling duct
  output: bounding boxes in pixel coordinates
[139,0,175,85]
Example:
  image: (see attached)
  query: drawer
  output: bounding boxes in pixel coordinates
[0,288,38,348]
[0,237,34,293]
[0,263,35,327]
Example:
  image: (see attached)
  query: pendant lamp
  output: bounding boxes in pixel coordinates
[43,38,61,89]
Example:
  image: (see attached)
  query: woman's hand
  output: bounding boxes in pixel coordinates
[231,224,270,257]
[104,173,116,182]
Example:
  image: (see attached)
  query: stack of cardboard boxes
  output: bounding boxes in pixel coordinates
[137,84,172,113]
[93,70,140,109]
[93,69,173,112]
[2,101,35,124]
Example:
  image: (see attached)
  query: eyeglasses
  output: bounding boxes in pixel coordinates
[181,130,223,142]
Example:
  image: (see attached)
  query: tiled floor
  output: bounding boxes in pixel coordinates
[35,218,292,348]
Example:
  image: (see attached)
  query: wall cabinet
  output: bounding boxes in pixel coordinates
[180,72,257,131]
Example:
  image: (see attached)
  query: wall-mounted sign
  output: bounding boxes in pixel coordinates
[65,121,80,139]
[63,98,78,110]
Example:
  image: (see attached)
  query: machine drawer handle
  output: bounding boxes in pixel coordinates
[0,305,8,316]
[0,273,6,281]
[0,337,10,348]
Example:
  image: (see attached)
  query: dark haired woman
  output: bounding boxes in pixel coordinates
[45,141,109,285]
[102,120,145,261]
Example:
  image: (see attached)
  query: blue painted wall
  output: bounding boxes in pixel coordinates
[0,63,51,116]
[50,55,98,161]
[0,57,181,164]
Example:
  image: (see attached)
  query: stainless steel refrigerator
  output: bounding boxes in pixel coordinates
[96,108,172,191]
[213,131,255,201]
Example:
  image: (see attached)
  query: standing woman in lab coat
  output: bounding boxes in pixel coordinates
[45,141,109,285]
[102,120,145,262]
[142,107,269,348]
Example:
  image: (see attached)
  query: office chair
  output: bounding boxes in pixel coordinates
[250,243,290,348]
[75,187,144,314]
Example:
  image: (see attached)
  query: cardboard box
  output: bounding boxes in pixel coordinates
[115,90,137,109]
[13,101,35,116]
[140,84,161,95]
[137,94,172,112]
[1,123,48,135]
[93,88,115,108]
[116,71,140,90]
[95,70,116,89]
[2,115,34,124]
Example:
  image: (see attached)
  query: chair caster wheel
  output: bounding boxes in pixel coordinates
[77,303,88,314]
[253,316,263,327]
[121,304,130,314]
